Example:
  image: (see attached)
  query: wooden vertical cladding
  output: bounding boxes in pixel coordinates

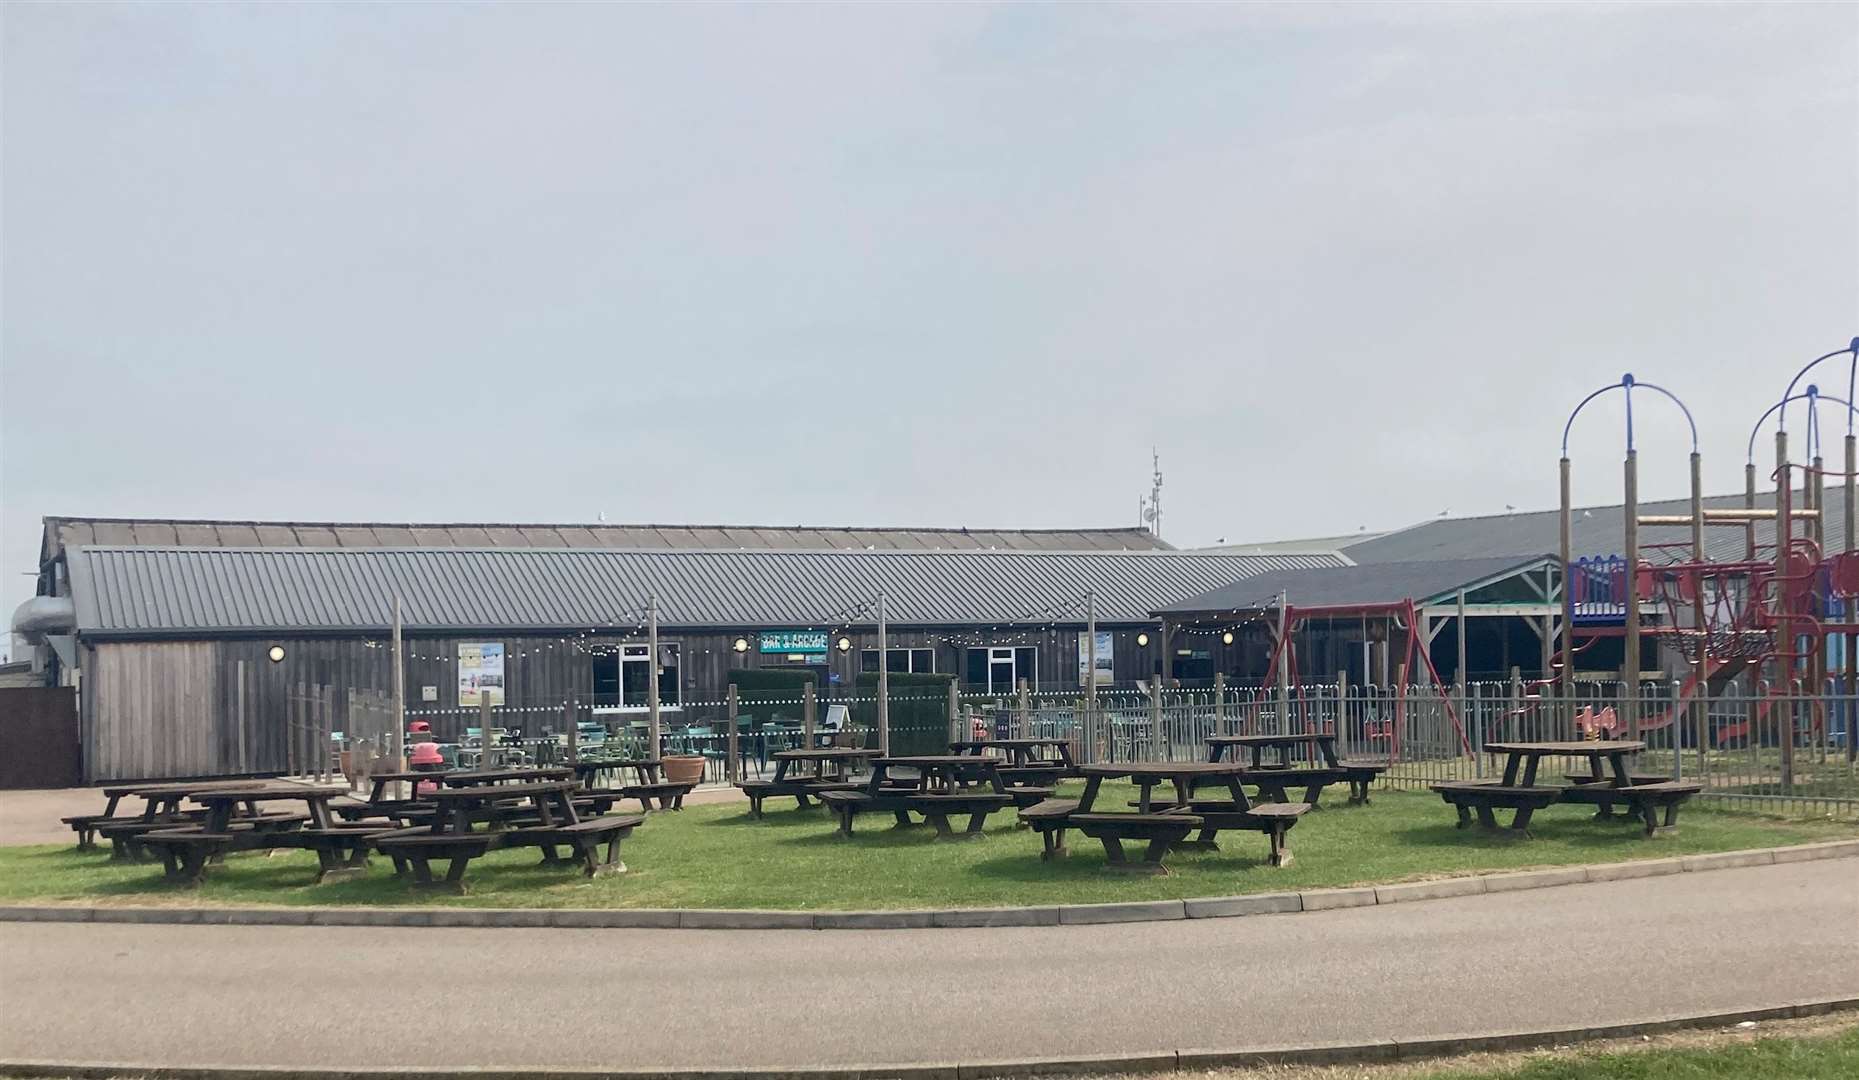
[76,623,1270,782]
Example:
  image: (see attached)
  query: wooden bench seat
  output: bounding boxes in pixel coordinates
[1560,780,1702,836]
[617,781,695,812]
[1070,813,1205,875]
[292,826,400,883]
[62,813,136,851]
[138,830,238,886]
[1126,799,1309,865]
[1430,781,1563,836]
[1336,760,1389,805]
[1017,798,1079,860]
[504,815,644,877]
[996,765,1069,787]
[819,790,916,838]
[899,792,1014,840]
[1003,785,1057,810]
[738,779,863,819]
[373,832,499,893]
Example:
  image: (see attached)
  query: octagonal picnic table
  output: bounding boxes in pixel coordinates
[1069,761,1307,872]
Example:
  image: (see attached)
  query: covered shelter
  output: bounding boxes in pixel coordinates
[1152,554,1565,688]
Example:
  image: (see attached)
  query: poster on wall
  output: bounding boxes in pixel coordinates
[458,643,505,706]
[1076,631,1114,686]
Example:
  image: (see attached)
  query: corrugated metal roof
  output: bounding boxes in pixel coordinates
[1343,488,1846,566]
[41,517,1173,564]
[1157,555,1556,616]
[67,547,1341,637]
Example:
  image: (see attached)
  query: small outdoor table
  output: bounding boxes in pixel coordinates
[950,738,1076,785]
[738,749,879,818]
[771,748,881,785]
[443,765,573,788]
[87,780,268,859]
[1485,740,1646,788]
[1207,733,1340,769]
[1068,762,1253,873]
[191,784,345,832]
[139,784,349,885]
[427,779,581,834]
[572,758,662,790]
[841,756,1013,839]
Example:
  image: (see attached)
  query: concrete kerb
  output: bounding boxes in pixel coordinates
[4,837,1854,933]
[3,999,1854,1080]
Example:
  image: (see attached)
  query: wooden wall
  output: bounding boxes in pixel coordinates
[77,624,1280,781]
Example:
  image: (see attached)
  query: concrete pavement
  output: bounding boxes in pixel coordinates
[3,860,1854,1073]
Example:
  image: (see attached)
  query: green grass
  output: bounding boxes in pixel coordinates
[0,786,1849,911]
[1410,1024,1859,1079]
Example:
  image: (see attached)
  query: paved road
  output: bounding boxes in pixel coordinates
[3,861,1855,1072]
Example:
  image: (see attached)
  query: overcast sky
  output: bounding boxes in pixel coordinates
[3,2,1856,625]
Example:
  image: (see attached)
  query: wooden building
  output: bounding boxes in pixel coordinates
[13,518,1341,782]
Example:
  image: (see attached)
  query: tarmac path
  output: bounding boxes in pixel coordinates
[1,860,1854,1073]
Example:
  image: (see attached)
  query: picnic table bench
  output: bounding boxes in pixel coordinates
[1432,741,1681,839]
[63,780,268,851]
[140,785,347,886]
[1076,761,1309,873]
[1205,733,1388,806]
[374,779,644,892]
[823,756,1014,840]
[738,748,881,818]
[949,739,1077,783]
[573,758,697,812]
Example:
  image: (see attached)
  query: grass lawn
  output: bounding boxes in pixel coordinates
[0,785,1849,910]
[1410,1024,1859,1080]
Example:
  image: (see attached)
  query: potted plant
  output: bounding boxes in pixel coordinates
[662,752,706,785]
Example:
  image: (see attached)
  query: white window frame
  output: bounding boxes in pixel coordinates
[967,646,1036,694]
[592,642,683,714]
[860,647,934,674]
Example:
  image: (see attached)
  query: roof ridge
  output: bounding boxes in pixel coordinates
[45,514,1160,536]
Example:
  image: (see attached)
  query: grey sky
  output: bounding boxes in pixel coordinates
[4,2,1856,622]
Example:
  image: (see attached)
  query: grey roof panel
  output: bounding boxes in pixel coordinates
[1346,488,1840,566]
[67,547,1341,636]
[1158,555,1555,615]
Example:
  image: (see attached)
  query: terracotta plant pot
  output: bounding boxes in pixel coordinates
[662,754,707,785]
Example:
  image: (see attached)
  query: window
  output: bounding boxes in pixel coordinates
[964,646,1036,693]
[859,648,934,674]
[591,643,680,711]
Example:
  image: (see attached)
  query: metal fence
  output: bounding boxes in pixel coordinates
[333,679,1858,818]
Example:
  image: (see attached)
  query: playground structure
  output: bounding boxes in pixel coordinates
[1556,338,1859,776]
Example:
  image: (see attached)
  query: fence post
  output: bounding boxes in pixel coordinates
[1214,672,1227,735]
[1148,679,1162,761]
[319,684,335,783]
[565,700,579,764]
[803,681,817,751]
[948,680,961,745]
[1017,679,1031,740]
[727,684,740,784]
[479,695,493,768]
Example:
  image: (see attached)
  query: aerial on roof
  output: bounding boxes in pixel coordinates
[66,546,1342,637]
[39,516,1171,562]
[1157,554,1557,617]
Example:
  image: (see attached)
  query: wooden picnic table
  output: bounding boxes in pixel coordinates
[1482,740,1647,787]
[771,748,880,784]
[443,765,573,788]
[1207,733,1340,768]
[191,784,346,832]
[427,779,581,833]
[818,756,1013,839]
[572,758,660,788]
[949,739,1075,769]
[1065,761,1308,872]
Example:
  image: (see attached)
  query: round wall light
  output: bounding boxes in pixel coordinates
[1222,631,1235,645]
[267,645,287,664]
[732,637,750,654]
[1136,633,1150,647]
[837,637,853,653]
